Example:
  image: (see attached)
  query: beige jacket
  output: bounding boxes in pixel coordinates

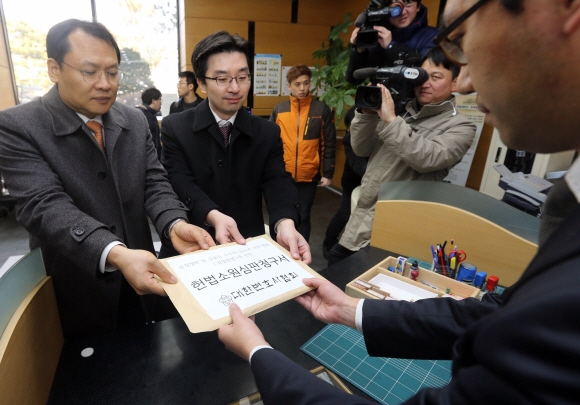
[340,97,476,251]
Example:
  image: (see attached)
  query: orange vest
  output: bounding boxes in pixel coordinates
[270,94,336,182]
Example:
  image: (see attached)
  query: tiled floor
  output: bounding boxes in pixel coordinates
[0,186,342,272]
[262,185,342,272]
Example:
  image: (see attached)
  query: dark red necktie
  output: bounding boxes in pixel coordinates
[219,121,232,147]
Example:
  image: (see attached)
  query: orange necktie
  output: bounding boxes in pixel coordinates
[86,120,105,152]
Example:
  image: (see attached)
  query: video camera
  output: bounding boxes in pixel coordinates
[353,55,428,114]
[354,0,404,48]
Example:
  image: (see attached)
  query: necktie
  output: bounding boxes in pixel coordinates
[86,120,105,152]
[219,121,232,147]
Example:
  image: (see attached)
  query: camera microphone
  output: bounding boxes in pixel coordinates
[355,12,367,27]
[353,67,378,80]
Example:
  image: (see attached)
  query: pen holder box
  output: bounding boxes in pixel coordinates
[345,256,479,301]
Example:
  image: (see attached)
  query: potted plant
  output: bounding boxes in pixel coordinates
[311,13,358,124]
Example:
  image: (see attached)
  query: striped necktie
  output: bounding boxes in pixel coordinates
[219,121,233,147]
[86,120,105,152]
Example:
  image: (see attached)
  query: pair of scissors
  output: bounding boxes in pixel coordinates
[450,249,467,265]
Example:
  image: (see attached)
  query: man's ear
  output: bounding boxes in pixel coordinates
[563,0,580,34]
[47,58,60,84]
[188,83,194,93]
[197,78,207,94]
[451,77,458,93]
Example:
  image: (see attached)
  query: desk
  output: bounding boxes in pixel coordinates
[47,247,391,405]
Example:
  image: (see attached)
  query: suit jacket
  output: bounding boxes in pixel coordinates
[136,104,162,160]
[0,86,188,338]
[252,196,580,404]
[169,95,204,114]
[159,99,299,257]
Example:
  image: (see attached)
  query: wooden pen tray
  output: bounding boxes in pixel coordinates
[345,256,479,301]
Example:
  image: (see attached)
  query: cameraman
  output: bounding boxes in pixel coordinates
[328,47,476,264]
[346,0,438,85]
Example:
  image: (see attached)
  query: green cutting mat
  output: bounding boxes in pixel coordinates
[301,324,451,405]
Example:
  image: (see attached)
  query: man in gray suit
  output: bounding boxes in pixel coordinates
[0,19,215,339]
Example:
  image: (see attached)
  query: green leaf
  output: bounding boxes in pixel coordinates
[344,95,355,105]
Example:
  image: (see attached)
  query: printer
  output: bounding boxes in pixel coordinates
[493,164,553,217]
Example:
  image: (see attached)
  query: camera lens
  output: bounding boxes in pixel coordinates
[355,86,382,110]
[357,29,379,49]
[363,90,381,108]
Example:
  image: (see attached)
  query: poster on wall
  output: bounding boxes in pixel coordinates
[281,66,318,96]
[254,54,282,96]
[443,94,485,187]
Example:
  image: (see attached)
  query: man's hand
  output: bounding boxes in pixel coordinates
[319,177,332,187]
[295,278,359,329]
[276,219,312,264]
[205,210,246,245]
[170,220,216,253]
[373,25,393,49]
[218,303,269,361]
[107,245,177,296]
[376,84,397,125]
[350,27,366,54]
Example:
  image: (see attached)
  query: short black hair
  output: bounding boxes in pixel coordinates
[141,88,161,105]
[191,31,253,84]
[179,71,198,91]
[391,0,421,6]
[421,46,460,79]
[46,19,120,66]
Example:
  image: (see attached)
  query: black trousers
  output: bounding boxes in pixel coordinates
[323,190,353,256]
[327,242,356,266]
[295,180,318,242]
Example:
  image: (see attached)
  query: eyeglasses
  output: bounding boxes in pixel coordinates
[204,74,251,87]
[177,81,189,86]
[434,0,491,66]
[62,61,123,84]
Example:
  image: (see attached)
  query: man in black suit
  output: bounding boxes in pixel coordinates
[159,31,310,263]
[137,87,162,159]
[217,0,580,403]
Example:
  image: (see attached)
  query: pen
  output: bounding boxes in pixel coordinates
[438,246,446,276]
[430,245,437,271]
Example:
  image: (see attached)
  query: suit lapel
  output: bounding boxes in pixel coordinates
[42,85,84,136]
[502,202,580,300]
[192,100,226,148]
[42,85,129,158]
[190,101,255,147]
[230,107,253,147]
[101,103,131,158]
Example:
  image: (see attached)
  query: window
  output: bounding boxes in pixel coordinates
[3,0,178,116]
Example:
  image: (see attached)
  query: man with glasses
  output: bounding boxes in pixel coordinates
[217,1,580,402]
[346,0,438,85]
[0,19,215,339]
[328,47,475,266]
[159,31,310,265]
[169,71,204,114]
